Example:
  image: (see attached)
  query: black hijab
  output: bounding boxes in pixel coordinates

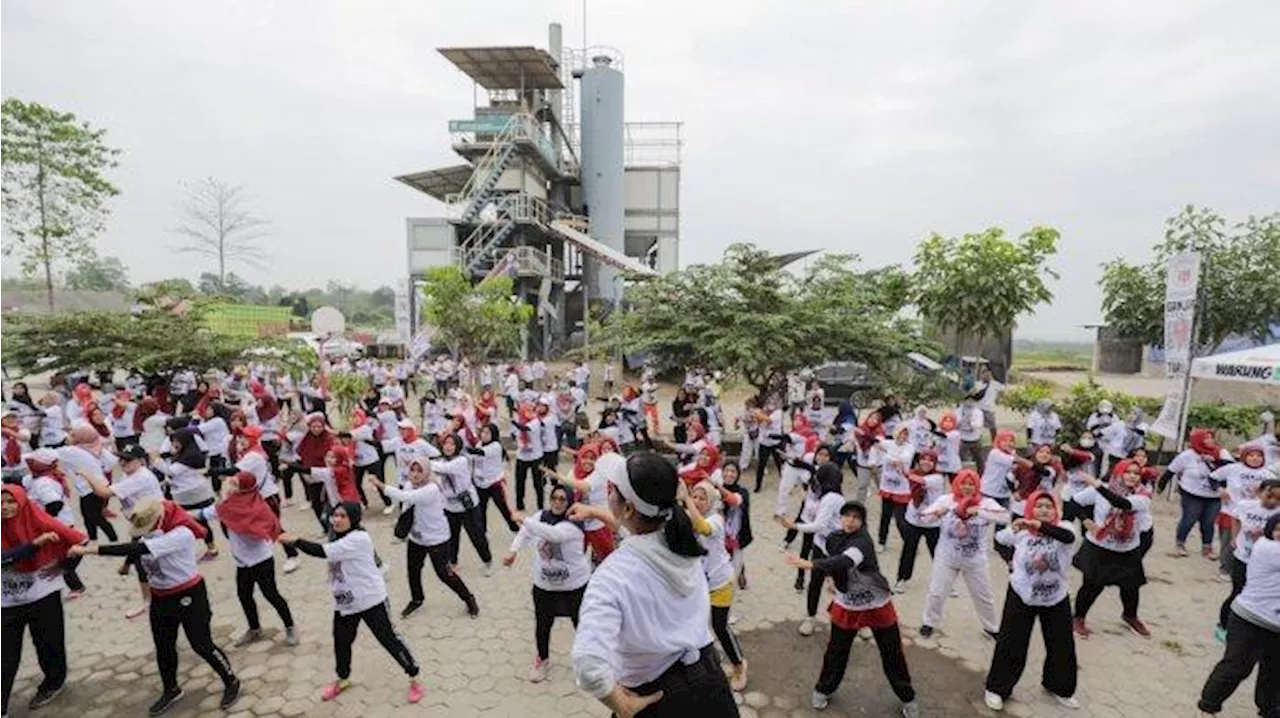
[815,463,843,496]
[333,501,364,539]
[541,485,574,526]
[171,428,207,469]
[823,501,889,595]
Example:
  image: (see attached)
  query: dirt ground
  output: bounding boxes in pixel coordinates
[735,619,988,717]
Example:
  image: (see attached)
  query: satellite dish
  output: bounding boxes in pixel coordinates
[310,306,346,337]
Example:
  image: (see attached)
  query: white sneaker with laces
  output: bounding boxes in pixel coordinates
[810,691,829,710]
[383,505,395,516]
[282,558,299,574]
[892,580,907,594]
[728,613,740,626]
[983,691,1004,710]
[529,657,549,683]
[483,562,493,577]
[900,701,920,718]
[798,617,815,636]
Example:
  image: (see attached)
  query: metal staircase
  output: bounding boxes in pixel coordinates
[460,216,517,275]
[454,115,523,223]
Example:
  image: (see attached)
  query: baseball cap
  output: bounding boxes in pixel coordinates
[118,444,148,462]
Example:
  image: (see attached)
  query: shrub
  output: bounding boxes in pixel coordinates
[998,380,1055,414]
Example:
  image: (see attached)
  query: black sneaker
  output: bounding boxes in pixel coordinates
[793,577,805,593]
[400,600,424,619]
[220,678,241,711]
[918,625,934,639]
[465,595,480,618]
[984,629,999,642]
[148,688,184,716]
[28,683,65,709]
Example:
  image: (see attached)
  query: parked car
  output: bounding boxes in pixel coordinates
[813,361,877,405]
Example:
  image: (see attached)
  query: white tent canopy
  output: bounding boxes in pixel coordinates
[1189,343,1280,384]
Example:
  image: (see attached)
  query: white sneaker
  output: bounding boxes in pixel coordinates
[383,505,395,516]
[528,657,549,683]
[984,691,1004,711]
[282,558,299,574]
[798,617,815,636]
[1051,693,1079,709]
[728,613,741,626]
[810,691,829,710]
[876,543,887,554]
[779,539,792,553]
[483,562,493,577]
[297,502,311,513]
[892,580,907,594]
[901,701,920,718]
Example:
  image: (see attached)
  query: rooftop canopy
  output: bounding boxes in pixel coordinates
[438,46,563,90]
[394,165,473,202]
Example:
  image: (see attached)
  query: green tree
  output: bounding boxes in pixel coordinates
[1099,206,1280,351]
[589,243,927,400]
[1,99,121,311]
[64,252,131,292]
[172,177,269,285]
[1,304,314,377]
[420,265,533,362]
[910,226,1060,356]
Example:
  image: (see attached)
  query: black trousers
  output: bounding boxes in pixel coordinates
[533,585,583,661]
[264,496,299,559]
[208,455,228,494]
[236,558,294,631]
[877,497,906,547]
[896,523,939,582]
[815,622,915,703]
[182,497,218,548]
[278,465,300,505]
[262,440,284,498]
[354,462,391,508]
[631,644,739,717]
[754,445,784,492]
[2,591,66,715]
[1074,581,1139,620]
[515,459,545,511]
[1198,612,1278,716]
[332,603,419,680]
[305,480,327,532]
[477,482,520,533]
[1219,553,1249,630]
[985,589,1077,700]
[407,540,474,605]
[62,556,85,593]
[79,493,118,542]
[446,508,493,565]
[805,546,828,617]
[150,582,236,692]
[711,606,744,666]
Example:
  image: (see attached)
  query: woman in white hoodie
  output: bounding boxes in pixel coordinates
[571,452,739,717]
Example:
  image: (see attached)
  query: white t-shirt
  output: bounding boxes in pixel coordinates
[1026,412,1062,446]
[56,445,112,498]
[199,417,230,458]
[927,495,1009,566]
[471,443,505,489]
[996,522,1077,606]
[540,413,561,453]
[758,411,784,447]
[936,431,962,474]
[794,492,847,550]
[236,451,278,499]
[1233,538,1280,632]
[514,418,544,462]
[977,380,1003,411]
[697,513,735,590]
[430,456,478,513]
[1075,486,1151,553]
[958,404,984,443]
[1169,449,1231,498]
[904,473,948,528]
[511,513,591,592]
[111,467,164,518]
[877,440,914,497]
[980,447,1017,499]
[1230,499,1280,564]
[27,475,76,525]
[140,526,201,592]
[109,404,138,438]
[386,483,450,547]
[39,406,67,446]
[1213,463,1276,511]
[195,506,274,568]
[1,560,66,608]
[323,530,388,615]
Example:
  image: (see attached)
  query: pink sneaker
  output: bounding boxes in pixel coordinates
[198,550,219,563]
[321,679,350,701]
[407,680,424,704]
[125,603,147,620]
[65,589,85,602]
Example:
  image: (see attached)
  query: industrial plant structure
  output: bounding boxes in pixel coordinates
[397,22,681,357]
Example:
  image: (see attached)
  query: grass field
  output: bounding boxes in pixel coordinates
[1011,339,1093,371]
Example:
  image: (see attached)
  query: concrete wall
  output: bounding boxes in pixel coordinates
[1093,325,1144,374]
[406,217,455,274]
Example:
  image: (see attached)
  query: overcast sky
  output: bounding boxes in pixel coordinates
[4,1,1278,341]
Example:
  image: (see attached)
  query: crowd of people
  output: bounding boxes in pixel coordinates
[1,358,1277,718]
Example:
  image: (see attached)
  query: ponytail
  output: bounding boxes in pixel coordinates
[663,504,707,558]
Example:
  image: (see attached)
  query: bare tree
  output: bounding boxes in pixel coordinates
[172,177,269,286]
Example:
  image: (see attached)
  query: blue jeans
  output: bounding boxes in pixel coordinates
[1175,490,1220,547]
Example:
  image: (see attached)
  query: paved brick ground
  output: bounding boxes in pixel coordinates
[7,464,1259,717]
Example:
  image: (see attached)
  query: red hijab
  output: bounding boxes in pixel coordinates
[2,425,23,467]
[326,444,360,504]
[218,472,281,541]
[253,384,280,424]
[134,397,159,435]
[855,414,884,453]
[1021,490,1060,535]
[158,500,209,540]
[951,469,983,519]
[238,424,267,457]
[72,383,95,416]
[908,450,938,507]
[1093,460,1143,544]
[297,415,335,468]
[679,445,722,487]
[110,390,133,419]
[517,403,536,447]
[574,442,601,480]
[1188,428,1219,460]
[1,485,86,572]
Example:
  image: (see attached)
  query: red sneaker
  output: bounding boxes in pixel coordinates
[1072,618,1091,639]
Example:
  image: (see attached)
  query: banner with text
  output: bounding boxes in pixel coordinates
[394,278,412,346]
[1163,252,1201,378]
